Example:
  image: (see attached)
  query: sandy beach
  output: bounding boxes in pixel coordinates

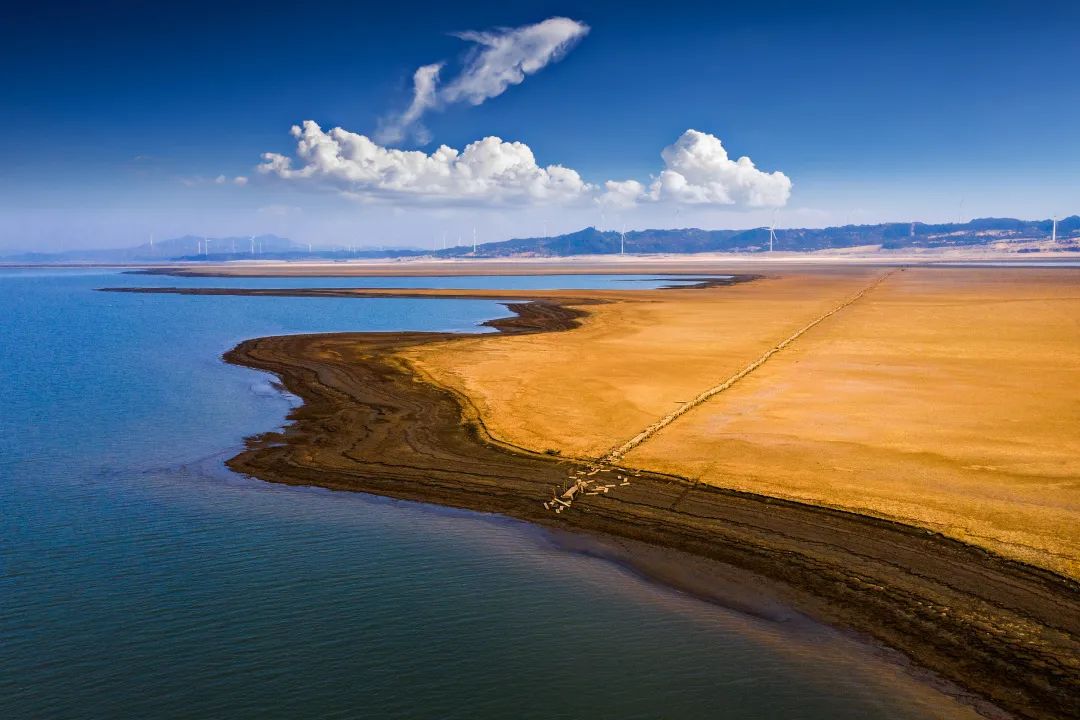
[109,262,1080,719]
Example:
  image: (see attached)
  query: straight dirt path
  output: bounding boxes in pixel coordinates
[601,269,897,465]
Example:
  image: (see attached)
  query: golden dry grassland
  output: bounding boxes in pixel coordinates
[406,266,1080,577]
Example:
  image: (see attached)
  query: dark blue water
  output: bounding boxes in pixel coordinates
[0,270,978,719]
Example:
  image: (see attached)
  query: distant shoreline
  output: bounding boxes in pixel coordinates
[108,277,1080,720]
[4,245,1080,275]
[5,213,1078,265]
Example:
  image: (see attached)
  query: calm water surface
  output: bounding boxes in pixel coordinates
[125,270,730,290]
[1,269,979,719]
[935,260,1080,267]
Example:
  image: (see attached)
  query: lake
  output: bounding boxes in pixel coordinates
[0,269,978,719]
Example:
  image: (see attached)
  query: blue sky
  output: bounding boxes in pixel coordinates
[2,0,1078,250]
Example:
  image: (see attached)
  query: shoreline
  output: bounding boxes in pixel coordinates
[542,528,1008,719]
[107,282,1079,720]
[112,254,1080,279]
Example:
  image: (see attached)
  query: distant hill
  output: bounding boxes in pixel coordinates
[438,216,1080,258]
[160,235,427,262]
[3,216,1077,263]
[1,234,296,263]
[1,235,427,263]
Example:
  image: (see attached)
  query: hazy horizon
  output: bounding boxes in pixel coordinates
[8,213,1078,257]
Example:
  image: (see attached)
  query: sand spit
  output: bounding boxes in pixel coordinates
[108,273,1079,720]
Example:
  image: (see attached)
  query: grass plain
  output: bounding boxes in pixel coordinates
[405,265,1080,577]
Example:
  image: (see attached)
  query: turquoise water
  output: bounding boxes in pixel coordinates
[0,270,977,719]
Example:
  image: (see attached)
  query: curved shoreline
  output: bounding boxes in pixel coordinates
[110,283,1079,719]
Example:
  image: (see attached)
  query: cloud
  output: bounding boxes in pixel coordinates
[602,130,792,209]
[375,63,443,145]
[259,120,589,205]
[378,17,589,145]
[599,180,647,209]
[260,124,791,211]
[214,174,248,185]
[185,174,248,187]
[441,17,589,105]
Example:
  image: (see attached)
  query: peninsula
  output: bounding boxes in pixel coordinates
[110,262,1080,720]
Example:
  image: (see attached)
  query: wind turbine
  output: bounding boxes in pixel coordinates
[768,210,778,253]
[1052,216,1058,243]
[203,236,211,256]
[473,226,478,254]
[620,223,626,255]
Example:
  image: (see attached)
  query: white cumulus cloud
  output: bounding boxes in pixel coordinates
[259,125,791,210]
[602,130,792,209]
[378,17,589,145]
[259,120,589,205]
[599,179,647,209]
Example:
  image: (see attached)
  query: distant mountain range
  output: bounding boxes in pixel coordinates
[1,235,427,263]
[3,216,1077,263]
[432,216,1080,257]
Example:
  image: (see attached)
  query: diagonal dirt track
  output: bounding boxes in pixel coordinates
[601,269,898,466]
